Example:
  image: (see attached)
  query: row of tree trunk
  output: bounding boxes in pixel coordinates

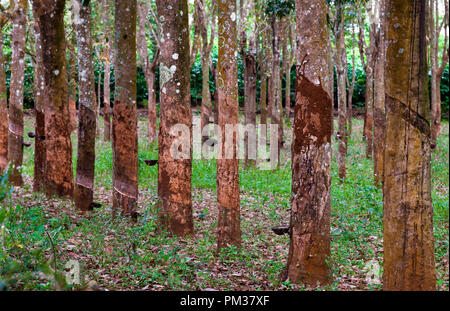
[0,0,442,290]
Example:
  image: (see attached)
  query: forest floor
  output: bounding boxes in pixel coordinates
[0,113,448,291]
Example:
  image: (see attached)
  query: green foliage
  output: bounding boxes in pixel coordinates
[264,0,295,18]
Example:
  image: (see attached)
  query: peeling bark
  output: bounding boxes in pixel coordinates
[8,0,27,186]
[73,0,97,211]
[217,0,241,250]
[383,0,436,291]
[157,0,193,236]
[286,0,332,285]
[113,0,139,218]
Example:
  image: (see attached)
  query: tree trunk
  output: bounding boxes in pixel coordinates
[157,0,194,236]
[102,0,112,142]
[31,3,46,192]
[137,1,158,143]
[112,0,139,218]
[8,0,27,186]
[383,0,436,291]
[0,32,7,173]
[285,0,332,285]
[34,0,74,197]
[373,0,386,187]
[335,8,348,181]
[73,0,97,211]
[217,0,241,250]
[270,16,282,168]
[67,37,78,134]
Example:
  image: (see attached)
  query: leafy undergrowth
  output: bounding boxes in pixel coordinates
[0,116,448,291]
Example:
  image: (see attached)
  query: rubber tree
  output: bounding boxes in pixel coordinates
[0,11,9,174]
[34,0,74,197]
[112,0,139,217]
[383,0,436,291]
[156,0,194,236]
[217,0,241,250]
[137,0,159,143]
[285,0,332,285]
[8,0,27,186]
[31,2,46,192]
[73,0,97,211]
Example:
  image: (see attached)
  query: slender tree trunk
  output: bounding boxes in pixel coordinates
[0,32,7,173]
[373,0,386,187]
[197,0,214,140]
[285,0,332,285]
[383,0,436,291]
[31,4,46,192]
[67,38,77,134]
[112,0,138,218]
[102,0,112,142]
[8,0,27,186]
[157,0,194,236]
[347,25,357,136]
[217,0,241,250]
[73,0,97,211]
[34,0,74,197]
[137,1,158,143]
[335,8,348,181]
[270,16,282,167]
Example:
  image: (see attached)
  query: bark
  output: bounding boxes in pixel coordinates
[102,0,112,142]
[34,0,74,197]
[137,0,158,143]
[113,0,139,218]
[0,31,7,173]
[286,0,332,285]
[73,0,97,211]
[8,0,27,186]
[31,3,46,192]
[217,0,241,250]
[383,0,436,291]
[373,0,386,187]
[157,0,194,236]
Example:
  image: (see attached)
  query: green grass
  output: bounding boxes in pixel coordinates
[0,116,448,291]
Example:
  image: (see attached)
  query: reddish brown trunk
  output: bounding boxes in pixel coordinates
[34,0,74,197]
[112,0,139,218]
[217,0,241,250]
[0,32,7,173]
[157,0,194,236]
[383,0,436,291]
[286,0,332,285]
[8,0,28,186]
[73,0,97,211]
[31,3,46,192]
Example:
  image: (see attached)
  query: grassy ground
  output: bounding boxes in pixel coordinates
[0,114,448,291]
